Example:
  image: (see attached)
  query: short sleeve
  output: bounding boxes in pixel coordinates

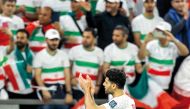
[132,18,140,33]
[104,47,112,64]
[62,52,70,68]
[33,53,43,68]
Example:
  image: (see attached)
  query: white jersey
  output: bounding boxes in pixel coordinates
[104,43,140,84]
[103,94,135,109]
[0,15,24,36]
[60,14,87,50]
[41,0,71,15]
[132,14,163,43]
[146,40,179,89]
[96,0,129,16]
[174,56,190,97]
[69,45,103,89]
[16,0,41,14]
[0,46,7,89]
[33,49,70,84]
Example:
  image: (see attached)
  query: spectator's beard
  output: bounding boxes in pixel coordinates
[16,42,26,50]
[47,44,58,51]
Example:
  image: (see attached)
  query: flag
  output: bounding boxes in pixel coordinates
[3,61,31,91]
[128,70,179,109]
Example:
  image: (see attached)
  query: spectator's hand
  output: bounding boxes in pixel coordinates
[17,5,25,14]
[164,31,176,42]
[71,77,78,86]
[183,2,189,20]
[144,32,154,44]
[119,8,127,16]
[65,93,73,104]
[42,90,52,103]
[0,27,13,37]
[79,1,91,11]
[26,65,33,73]
[33,21,40,27]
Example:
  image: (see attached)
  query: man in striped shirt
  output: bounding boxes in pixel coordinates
[139,21,189,91]
[69,27,104,100]
[34,29,73,109]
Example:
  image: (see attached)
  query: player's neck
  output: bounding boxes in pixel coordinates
[143,12,154,19]
[112,89,124,98]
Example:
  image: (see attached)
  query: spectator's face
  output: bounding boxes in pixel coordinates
[46,38,60,51]
[103,77,115,94]
[71,1,81,12]
[2,1,16,16]
[144,0,155,13]
[112,29,126,46]
[82,31,95,48]
[171,0,184,13]
[105,1,120,13]
[16,32,28,49]
[39,8,52,25]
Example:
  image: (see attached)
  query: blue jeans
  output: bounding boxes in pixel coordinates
[37,84,69,109]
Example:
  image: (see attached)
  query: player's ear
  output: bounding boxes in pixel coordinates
[112,83,117,90]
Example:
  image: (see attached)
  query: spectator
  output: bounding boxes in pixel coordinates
[138,21,189,91]
[164,0,190,93]
[69,27,104,100]
[59,0,88,53]
[132,0,163,47]
[164,0,190,50]
[0,28,14,96]
[81,0,132,49]
[25,7,58,53]
[96,0,130,16]
[156,0,171,17]
[103,25,142,87]
[6,29,36,109]
[172,55,190,102]
[0,0,24,36]
[34,29,73,109]
[15,0,42,24]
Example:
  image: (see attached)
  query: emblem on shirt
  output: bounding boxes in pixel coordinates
[109,100,117,108]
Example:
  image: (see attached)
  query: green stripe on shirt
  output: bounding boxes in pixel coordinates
[64,31,81,36]
[30,36,45,42]
[111,60,135,66]
[75,60,99,69]
[42,67,64,73]
[149,57,174,65]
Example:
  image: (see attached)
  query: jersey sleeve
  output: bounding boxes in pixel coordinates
[33,53,43,68]
[104,47,112,64]
[62,52,70,68]
[132,18,140,33]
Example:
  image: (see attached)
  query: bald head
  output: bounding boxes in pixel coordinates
[39,7,53,25]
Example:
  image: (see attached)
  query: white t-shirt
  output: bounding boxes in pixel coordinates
[104,43,140,84]
[96,0,129,16]
[146,40,179,89]
[33,49,70,84]
[69,45,103,89]
[16,0,41,14]
[174,56,190,97]
[41,0,71,14]
[103,94,135,109]
[0,15,24,36]
[132,14,163,43]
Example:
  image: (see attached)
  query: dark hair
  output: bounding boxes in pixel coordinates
[16,29,30,39]
[84,27,97,38]
[106,68,126,89]
[114,25,129,36]
[2,0,16,4]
